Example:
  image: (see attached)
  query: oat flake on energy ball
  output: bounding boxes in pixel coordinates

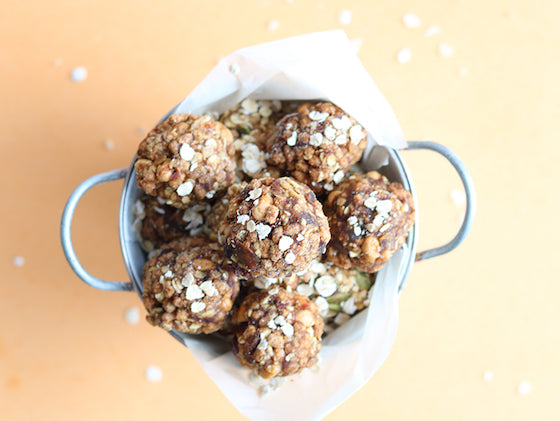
[156,31,410,421]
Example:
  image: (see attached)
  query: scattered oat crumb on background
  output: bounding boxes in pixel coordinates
[124,307,140,325]
[424,25,441,37]
[104,139,115,150]
[53,58,63,67]
[402,13,421,28]
[397,48,412,64]
[518,381,532,395]
[338,9,352,25]
[145,365,163,382]
[450,189,466,207]
[350,38,363,53]
[12,256,25,267]
[483,370,494,382]
[438,43,454,57]
[267,20,279,31]
[70,66,88,82]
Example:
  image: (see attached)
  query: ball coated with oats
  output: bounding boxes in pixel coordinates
[324,171,415,273]
[232,287,324,378]
[142,235,240,334]
[265,102,367,194]
[218,177,331,278]
[135,113,236,208]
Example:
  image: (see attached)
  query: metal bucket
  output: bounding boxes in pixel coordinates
[60,139,475,346]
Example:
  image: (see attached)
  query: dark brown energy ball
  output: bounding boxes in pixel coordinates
[135,113,236,208]
[218,177,331,278]
[265,102,367,194]
[142,236,240,334]
[324,171,415,273]
[232,287,324,378]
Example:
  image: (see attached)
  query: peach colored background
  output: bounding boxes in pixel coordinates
[1,0,558,420]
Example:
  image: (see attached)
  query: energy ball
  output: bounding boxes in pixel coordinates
[232,287,324,378]
[324,171,415,273]
[218,177,331,278]
[142,235,240,334]
[135,113,236,208]
[135,195,209,249]
[265,102,367,194]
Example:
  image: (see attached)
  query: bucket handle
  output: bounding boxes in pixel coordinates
[60,168,133,292]
[406,141,476,261]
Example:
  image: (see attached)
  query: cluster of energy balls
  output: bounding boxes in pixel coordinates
[134,99,415,379]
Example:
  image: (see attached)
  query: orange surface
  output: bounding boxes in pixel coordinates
[1,0,559,420]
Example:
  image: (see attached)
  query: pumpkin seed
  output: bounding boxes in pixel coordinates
[328,303,341,312]
[355,272,372,290]
[326,292,352,304]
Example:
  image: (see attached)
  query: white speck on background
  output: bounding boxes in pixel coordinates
[124,307,140,325]
[350,38,363,53]
[230,63,240,75]
[267,20,279,31]
[145,366,162,382]
[517,381,532,395]
[53,58,63,67]
[70,66,88,82]
[104,139,115,151]
[402,13,421,28]
[450,189,466,207]
[136,127,147,135]
[459,67,469,77]
[438,43,454,57]
[424,25,441,37]
[483,370,494,382]
[338,10,352,25]
[397,48,412,64]
[12,256,25,267]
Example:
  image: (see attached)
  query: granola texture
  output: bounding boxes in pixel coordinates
[232,287,324,378]
[142,236,240,334]
[135,113,236,208]
[135,195,209,249]
[220,99,285,179]
[324,171,415,273]
[294,260,375,330]
[207,182,248,242]
[218,177,331,278]
[265,102,367,194]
